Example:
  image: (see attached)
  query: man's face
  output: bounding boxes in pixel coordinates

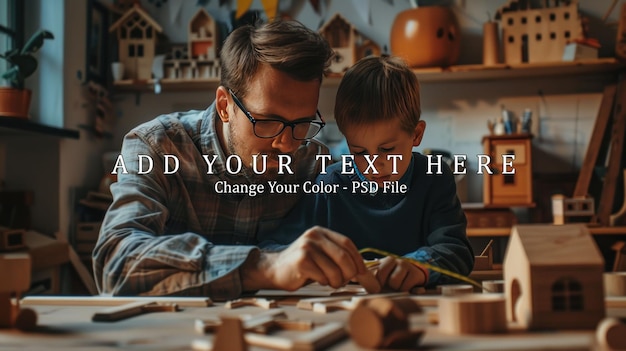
[343,118,425,185]
[222,64,321,181]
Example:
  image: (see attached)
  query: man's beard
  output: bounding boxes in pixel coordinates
[227,135,292,183]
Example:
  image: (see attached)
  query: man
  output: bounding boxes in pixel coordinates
[93,20,367,300]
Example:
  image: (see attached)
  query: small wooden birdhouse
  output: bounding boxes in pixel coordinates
[503,224,605,330]
[109,4,163,80]
[496,0,583,64]
[188,8,218,62]
[319,13,380,74]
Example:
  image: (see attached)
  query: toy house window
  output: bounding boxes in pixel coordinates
[128,44,135,57]
[535,15,541,23]
[131,27,142,39]
[521,17,527,24]
[137,44,144,57]
[549,13,556,21]
[507,18,514,25]
[564,12,570,20]
[121,27,127,39]
[551,278,584,311]
[146,27,152,39]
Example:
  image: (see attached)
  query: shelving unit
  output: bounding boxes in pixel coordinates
[0,116,80,139]
[111,58,624,93]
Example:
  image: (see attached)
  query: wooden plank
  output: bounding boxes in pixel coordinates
[21,295,213,307]
[574,85,616,197]
[595,78,626,225]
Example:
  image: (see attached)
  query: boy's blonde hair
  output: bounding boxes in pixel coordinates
[334,55,421,134]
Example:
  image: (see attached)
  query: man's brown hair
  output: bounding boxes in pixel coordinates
[220,20,333,98]
[334,55,421,134]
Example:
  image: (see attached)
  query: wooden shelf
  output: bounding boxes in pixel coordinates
[411,58,624,83]
[0,116,80,139]
[467,225,626,237]
[113,78,221,92]
[113,58,625,93]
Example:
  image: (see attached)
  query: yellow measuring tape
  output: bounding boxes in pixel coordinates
[359,247,484,291]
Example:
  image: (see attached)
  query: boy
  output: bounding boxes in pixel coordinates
[260,55,474,291]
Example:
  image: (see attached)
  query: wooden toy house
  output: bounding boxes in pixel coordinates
[109,4,163,80]
[162,9,220,81]
[503,224,605,330]
[319,13,380,74]
[496,0,583,64]
[188,8,218,62]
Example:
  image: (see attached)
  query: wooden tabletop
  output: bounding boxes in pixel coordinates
[3,290,625,351]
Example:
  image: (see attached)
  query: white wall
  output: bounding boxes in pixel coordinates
[111,0,621,202]
[4,0,112,235]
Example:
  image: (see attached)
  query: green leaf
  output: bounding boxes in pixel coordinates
[21,29,54,55]
[11,55,38,78]
[1,66,23,88]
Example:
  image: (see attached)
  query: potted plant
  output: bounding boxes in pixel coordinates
[0,29,54,118]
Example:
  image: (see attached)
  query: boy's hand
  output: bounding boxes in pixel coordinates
[242,226,367,291]
[375,256,426,292]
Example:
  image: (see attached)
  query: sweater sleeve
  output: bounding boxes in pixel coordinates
[403,163,474,287]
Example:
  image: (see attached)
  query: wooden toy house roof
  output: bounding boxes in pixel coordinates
[109,4,163,33]
[510,224,604,267]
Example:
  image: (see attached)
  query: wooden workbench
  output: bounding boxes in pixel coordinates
[3,289,626,351]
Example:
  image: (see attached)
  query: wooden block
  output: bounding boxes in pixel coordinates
[552,195,595,224]
[473,256,492,271]
[296,296,352,311]
[14,308,37,331]
[596,317,626,350]
[604,272,626,297]
[438,294,507,335]
[0,293,18,328]
[482,280,505,293]
[225,298,277,309]
[0,253,31,293]
[23,231,69,271]
[213,316,246,351]
[348,297,423,349]
[0,227,26,252]
[438,284,474,296]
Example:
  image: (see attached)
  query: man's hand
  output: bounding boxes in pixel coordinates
[375,256,426,292]
[242,226,367,291]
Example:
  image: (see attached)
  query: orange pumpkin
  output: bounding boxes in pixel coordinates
[390,7,461,68]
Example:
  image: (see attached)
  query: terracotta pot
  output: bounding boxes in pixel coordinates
[0,87,32,118]
[390,7,461,68]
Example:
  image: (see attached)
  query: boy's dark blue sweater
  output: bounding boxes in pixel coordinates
[259,152,475,286]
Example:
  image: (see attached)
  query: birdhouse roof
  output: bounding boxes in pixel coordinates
[510,224,604,266]
[319,13,354,33]
[191,7,213,23]
[109,4,163,33]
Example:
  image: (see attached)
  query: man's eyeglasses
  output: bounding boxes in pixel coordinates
[228,89,325,141]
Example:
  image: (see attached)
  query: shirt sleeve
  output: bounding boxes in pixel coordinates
[92,130,257,301]
[403,165,474,287]
[257,177,329,250]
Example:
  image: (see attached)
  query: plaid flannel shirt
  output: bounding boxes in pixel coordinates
[93,103,324,300]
